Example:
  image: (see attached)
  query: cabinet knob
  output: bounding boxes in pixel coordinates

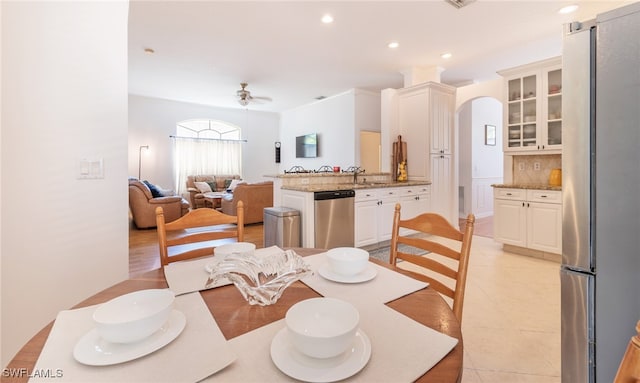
[541,195,548,198]
[522,202,525,207]
[506,193,513,196]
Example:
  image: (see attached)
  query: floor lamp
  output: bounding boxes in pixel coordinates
[138,145,149,180]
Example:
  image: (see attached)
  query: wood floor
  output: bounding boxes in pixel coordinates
[129,215,494,277]
[128,221,266,278]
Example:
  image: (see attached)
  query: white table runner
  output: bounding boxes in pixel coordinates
[30,292,236,382]
[207,303,458,382]
[301,252,428,305]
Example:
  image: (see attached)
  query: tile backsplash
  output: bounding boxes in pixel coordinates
[513,154,561,185]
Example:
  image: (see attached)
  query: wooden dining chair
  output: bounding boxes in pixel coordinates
[155,201,244,266]
[390,203,475,323]
[614,320,640,383]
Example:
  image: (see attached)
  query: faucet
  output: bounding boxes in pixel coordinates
[353,167,364,184]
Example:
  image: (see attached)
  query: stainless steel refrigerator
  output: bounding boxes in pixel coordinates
[561,3,640,382]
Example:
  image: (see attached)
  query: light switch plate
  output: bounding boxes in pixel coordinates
[78,158,104,179]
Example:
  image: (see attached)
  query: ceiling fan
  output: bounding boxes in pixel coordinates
[236,83,272,106]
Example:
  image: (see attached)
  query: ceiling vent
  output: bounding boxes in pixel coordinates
[445,0,476,9]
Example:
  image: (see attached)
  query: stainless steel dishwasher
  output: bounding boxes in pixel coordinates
[314,190,355,249]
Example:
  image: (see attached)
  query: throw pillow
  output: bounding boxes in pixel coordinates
[228,179,245,191]
[224,179,233,190]
[143,180,163,198]
[194,181,212,193]
[206,180,217,192]
[157,187,175,197]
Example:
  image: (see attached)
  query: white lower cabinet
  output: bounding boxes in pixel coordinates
[354,191,380,247]
[494,188,562,254]
[355,185,430,247]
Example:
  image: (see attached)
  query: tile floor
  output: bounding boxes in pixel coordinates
[446,235,561,382]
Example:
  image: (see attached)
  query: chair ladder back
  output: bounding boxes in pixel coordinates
[390,203,475,323]
[401,213,465,242]
[396,250,457,299]
[156,202,244,267]
[614,320,640,383]
[398,235,462,261]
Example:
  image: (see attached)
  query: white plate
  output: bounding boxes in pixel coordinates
[318,263,377,284]
[270,327,371,383]
[73,310,186,366]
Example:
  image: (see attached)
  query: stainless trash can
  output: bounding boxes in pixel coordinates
[264,207,300,248]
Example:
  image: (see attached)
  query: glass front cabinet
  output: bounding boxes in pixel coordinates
[499,57,562,153]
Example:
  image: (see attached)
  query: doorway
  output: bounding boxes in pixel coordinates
[456,96,503,227]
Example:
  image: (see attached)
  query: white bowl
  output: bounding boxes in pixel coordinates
[93,289,175,344]
[326,247,369,276]
[285,297,359,359]
[214,242,256,259]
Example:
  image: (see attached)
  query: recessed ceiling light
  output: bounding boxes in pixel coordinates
[559,4,578,14]
[388,41,399,49]
[144,48,155,54]
[321,14,334,24]
[441,52,452,59]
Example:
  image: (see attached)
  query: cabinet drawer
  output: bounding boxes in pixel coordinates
[494,188,525,200]
[527,190,562,204]
[398,185,430,196]
[378,188,400,198]
[355,189,379,202]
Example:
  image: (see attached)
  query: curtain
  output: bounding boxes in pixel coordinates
[174,137,242,194]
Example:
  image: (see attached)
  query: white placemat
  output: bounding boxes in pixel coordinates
[164,255,228,295]
[301,252,428,305]
[207,303,458,382]
[30,292,236,382]
[164,246,286,295]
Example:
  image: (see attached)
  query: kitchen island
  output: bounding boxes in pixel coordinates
[267,173,431,248]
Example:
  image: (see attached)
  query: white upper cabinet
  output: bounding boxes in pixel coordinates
[499,57,562,153]
[396,82,455,180]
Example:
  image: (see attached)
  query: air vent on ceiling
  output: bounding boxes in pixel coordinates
[445,0,476,9]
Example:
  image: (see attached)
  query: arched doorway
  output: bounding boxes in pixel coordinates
[457,97,503,220]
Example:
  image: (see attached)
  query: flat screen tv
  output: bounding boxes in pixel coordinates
[295,133,318,158]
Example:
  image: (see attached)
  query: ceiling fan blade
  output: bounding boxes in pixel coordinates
[250,96,272,103]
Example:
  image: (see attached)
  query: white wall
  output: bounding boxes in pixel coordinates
[354,90,381,167]
[279,89,380,172]
[1,1,129,367]
[128,95,280,190]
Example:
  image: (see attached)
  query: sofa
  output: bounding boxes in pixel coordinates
[221,181,274,224]
[129,179,190,229]
[186,174,241,209]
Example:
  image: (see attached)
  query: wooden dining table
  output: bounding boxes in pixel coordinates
[4,248,463,383]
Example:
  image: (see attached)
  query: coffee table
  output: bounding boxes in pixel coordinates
[202,191,225,209]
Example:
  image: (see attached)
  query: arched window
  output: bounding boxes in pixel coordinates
[174,119,243,194]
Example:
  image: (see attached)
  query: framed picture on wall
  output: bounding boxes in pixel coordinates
[485,124,496,146]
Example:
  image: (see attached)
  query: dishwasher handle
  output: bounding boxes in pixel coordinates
[314,190,356,200]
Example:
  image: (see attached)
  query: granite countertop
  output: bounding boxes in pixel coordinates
[491,183,562,191]
[282,180,432,192]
